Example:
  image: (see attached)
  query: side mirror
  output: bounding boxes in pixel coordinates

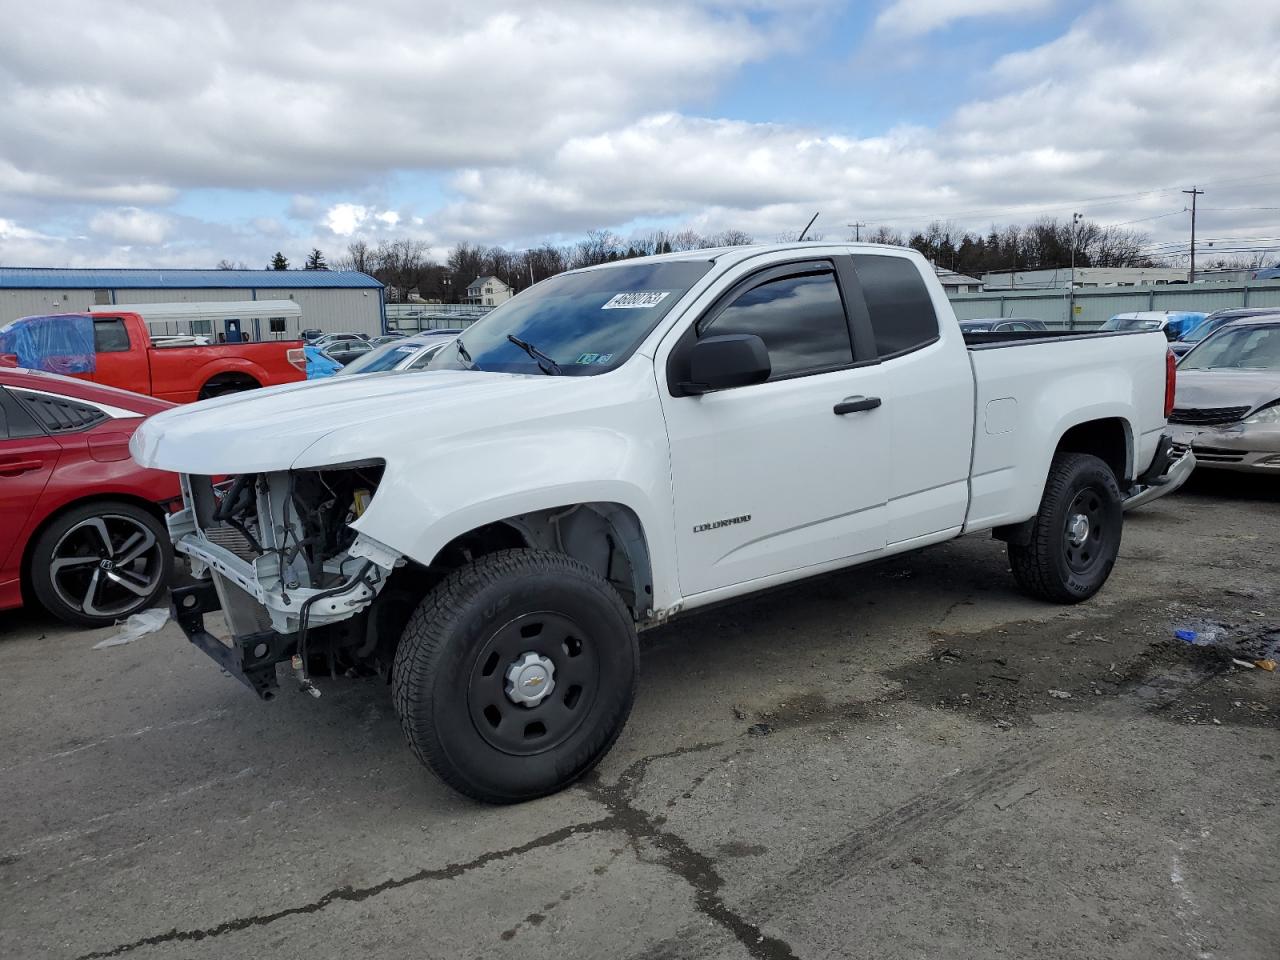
[678,334,771,395]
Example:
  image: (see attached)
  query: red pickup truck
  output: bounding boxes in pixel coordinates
[0,311,306,402]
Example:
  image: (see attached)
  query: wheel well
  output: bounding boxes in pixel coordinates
[18,494,168,600]
[431,503,654,619]
[1055,418,1130,483]
[357,504,655,680]
[199,372,261,398]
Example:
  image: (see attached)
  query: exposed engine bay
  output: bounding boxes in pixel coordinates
[167,462,407,696]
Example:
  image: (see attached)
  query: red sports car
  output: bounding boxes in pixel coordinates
[0,368,179,626]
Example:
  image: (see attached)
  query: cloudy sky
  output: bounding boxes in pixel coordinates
[1,0,1277,269]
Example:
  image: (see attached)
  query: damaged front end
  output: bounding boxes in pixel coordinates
[168,462,403,699]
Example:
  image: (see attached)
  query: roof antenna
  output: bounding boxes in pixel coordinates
[797,211,820,242]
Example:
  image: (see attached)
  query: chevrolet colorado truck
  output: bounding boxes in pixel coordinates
[0,311,306,401]
[131,243,1189,803]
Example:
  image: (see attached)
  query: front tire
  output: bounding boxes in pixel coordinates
[1009,453,1122,604]
[392,549,639,803]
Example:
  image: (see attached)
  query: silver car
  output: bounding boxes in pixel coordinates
[334,331,460,376]
[1170,316,1280,472]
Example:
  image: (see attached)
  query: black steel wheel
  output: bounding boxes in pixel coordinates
[467,611,600,757]
[29,500,174,627]
[1009,452,1122,604]
[392,549,638,803]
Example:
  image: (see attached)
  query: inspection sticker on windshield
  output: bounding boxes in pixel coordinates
[602,291,670,310]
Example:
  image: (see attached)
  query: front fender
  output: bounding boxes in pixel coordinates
[346,420,681,611]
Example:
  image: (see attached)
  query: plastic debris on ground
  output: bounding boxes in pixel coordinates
[93,608,170,649]
[1170,620,1279,675]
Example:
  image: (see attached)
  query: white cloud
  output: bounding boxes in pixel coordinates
[88,207,172,244]
[0,218,48,241]
[876,0,1056,36]
[4,0,1280,267]
[0,1,794,198]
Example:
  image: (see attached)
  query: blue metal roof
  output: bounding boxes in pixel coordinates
[0,267,383,290]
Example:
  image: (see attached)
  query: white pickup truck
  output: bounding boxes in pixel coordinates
[132,242,1190,802]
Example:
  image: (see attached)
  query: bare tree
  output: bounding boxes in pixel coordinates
[703,229,754,247]
[372,239,434,300]
[571,230,622,268]
[446,243,489,301]
[865,226,905,246]
[333,240,374,275]
[669,229,705,252]
[521,243,569,285]
[215,258,249,270]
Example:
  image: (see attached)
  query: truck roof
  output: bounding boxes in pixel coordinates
[564,241,916,274]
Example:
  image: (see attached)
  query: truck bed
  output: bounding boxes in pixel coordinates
[963,328,1170,532]
[962,328,1157,349]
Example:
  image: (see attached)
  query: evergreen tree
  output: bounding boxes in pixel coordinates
[270,251,289,270]
[304,248,328,270]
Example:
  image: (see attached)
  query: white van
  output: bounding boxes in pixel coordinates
[89,300,303,343]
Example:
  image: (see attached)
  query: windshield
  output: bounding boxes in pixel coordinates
[1101,316,1163,332]
[1182,317,1229,343]
[1181,325,1280,370]
[428,260,713,376]
[337,340,428,375]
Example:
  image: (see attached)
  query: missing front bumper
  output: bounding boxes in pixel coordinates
[171,581,293,700]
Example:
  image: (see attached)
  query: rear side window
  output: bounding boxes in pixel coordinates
[0,388,45,438]
[10,388,108,433]
[851,255,939,358]
[703,270,853,380]
[93,318,131,353]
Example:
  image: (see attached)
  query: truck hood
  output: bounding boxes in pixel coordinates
[1174,369,1280,413]
[130,369,568,473]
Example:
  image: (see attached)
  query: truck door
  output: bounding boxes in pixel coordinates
[658,259,890,597]
[89,316,151,394]
[848,253,975,544]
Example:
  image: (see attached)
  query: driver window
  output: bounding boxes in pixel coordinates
[702,271,852,380]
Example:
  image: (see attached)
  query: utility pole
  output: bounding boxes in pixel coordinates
[1069,212,1081,330]
[847,221,866,242]
[1182,186,1204,282]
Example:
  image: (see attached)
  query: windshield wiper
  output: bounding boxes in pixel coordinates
[454,337,476,368]
[507,334,562,375]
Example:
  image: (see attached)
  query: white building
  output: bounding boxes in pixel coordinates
[464,276,513,307]
[0,267,386,337]
[934,267,983,294]
[981,266,1188,290]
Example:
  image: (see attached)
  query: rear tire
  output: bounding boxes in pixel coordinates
[1009,453,1122,604]
[392,549,638,803]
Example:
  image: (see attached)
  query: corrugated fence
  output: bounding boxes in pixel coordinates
[950,280,1280,329]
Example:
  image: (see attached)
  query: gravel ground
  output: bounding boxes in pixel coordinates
[1,471,1277,960]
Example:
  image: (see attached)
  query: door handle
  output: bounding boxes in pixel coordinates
[0,459,44,476]
[833,396,881,415]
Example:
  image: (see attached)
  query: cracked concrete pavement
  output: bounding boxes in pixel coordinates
[2,472,1278,960]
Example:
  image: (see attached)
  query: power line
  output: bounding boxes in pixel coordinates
[848,173,1280,232]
